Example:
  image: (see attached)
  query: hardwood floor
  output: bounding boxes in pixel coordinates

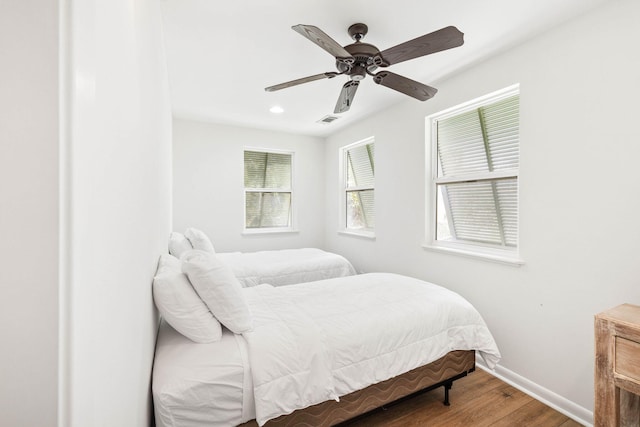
[338,369,584,427]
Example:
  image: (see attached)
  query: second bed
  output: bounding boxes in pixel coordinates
[217,247,357,287]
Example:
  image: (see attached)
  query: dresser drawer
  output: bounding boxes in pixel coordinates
[615,336,640,382]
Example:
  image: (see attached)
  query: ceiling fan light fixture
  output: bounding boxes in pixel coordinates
[269,105,284,114]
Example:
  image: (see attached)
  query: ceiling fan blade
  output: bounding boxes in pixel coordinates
[265,72,339,92]
[380,26,464,66]
[373,71,437,101]
[292,25,355,63]
[334,80,360,113]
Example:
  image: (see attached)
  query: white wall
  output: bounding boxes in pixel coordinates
[173,119,325,252]
[0,1,59,426]
[323,0,640,421]
[61,0,172,426]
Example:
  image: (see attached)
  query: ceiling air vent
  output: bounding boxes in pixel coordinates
[317,115,340,124]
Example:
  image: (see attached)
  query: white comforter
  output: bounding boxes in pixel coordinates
[217,248,356,287]
[242,273,501,426]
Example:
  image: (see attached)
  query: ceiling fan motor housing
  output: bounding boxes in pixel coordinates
[336,42,385,79]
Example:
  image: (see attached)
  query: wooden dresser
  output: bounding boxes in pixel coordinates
[595,304,640,426]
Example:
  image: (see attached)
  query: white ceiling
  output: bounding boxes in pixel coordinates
[160,0,606,137]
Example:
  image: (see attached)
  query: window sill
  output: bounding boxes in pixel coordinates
[242,228,299,236]
[338,230,376,240]
[421,242,524,266]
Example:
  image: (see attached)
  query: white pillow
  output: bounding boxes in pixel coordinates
[153,254,222,343]
[181,250,253,334]
[185,228,215,254]
[168,232,192,258]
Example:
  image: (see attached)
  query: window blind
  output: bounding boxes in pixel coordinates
[435,94,519,247]
[347,143,375,188]
[244,151,292,229]
[345,141,375,230]
[244,151,291,189]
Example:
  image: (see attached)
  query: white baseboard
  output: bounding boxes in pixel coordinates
[476,358,593,426]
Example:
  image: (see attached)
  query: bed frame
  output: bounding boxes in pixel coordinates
[238,350,475,427]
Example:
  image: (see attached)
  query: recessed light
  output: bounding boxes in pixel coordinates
[269,106,284,114]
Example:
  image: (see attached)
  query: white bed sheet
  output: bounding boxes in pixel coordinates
[217,248,356,287]
[153,321,255,427]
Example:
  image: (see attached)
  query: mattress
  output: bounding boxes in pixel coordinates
[216,248,356,287]
[153,273,500,427]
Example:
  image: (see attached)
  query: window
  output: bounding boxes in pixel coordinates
[341,138,375,237]
[244,149,294,232]
[427,85,521,262]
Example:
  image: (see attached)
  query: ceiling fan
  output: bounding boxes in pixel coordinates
[265,23,464,114]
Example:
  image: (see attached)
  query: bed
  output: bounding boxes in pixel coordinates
[152,272,500,427]
[217,248,357,287]
[169,229,357,287]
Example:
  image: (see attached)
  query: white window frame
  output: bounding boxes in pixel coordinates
[338,137,375,239]
[243,147,297,235]
[424,85,524,265]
